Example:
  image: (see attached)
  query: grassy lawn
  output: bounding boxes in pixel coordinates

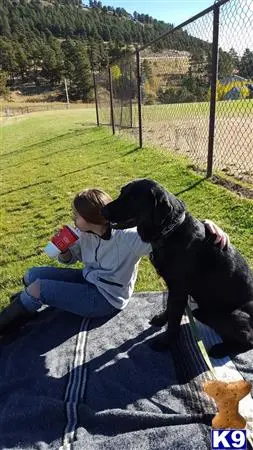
[101,98,253,132]
[0,108,252,307]
[140,98,253,121]
[0,101,95,110]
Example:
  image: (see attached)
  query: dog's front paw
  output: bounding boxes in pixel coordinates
[148,331,179,352]
[149,313,167,327]
[149,332,170,352]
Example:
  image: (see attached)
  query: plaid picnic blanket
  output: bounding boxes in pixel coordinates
[0,292,252,450]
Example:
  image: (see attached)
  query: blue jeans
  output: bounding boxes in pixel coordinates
[21,266,119,318]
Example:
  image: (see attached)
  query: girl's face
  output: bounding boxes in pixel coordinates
[72,207,91,232]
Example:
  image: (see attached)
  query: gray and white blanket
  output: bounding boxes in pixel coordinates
[0,292,252,450]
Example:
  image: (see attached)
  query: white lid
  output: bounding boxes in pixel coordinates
[44,242,61,258]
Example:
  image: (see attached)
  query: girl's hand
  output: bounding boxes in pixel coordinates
[203,219,230,250]
[58,248,72,262]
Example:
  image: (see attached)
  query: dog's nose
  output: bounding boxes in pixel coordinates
[101,206,109,219]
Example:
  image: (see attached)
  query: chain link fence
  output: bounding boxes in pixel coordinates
[93,67,111,126]
[214,0,253,182]
[93,52,139,138]
[139,11,214,173]
[111,55,137,130]
[93,0,253,184]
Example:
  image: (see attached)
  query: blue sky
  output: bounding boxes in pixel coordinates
[103,0,215,25]
[100,0,252,54]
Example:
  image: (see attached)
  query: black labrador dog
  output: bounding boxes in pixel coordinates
[102,178,253,358]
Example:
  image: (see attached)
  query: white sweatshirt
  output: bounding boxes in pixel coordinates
[58,227,152,310]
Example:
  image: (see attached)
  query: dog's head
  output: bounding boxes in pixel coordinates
[102,178,185,242]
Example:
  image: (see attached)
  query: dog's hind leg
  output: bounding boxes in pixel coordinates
[242,301,253,321]
[192,308,209,324]
[207,309,253,358]
[208,341,252,359]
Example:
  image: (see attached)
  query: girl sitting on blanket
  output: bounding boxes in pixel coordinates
[0,188,229,335]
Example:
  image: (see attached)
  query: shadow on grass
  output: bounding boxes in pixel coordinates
[0,252,44,275]
[0,136,112,172]
[74,122,100,127]
[1,146,140,196]
[0,127,102,160]
[174,178,206,196]
[56,146,139,180]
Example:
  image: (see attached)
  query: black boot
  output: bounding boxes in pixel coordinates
[0,297,36,335]
[9,291,23,303]
[10,276,29,303]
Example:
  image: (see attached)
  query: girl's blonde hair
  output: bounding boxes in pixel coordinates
[73,188,112,225]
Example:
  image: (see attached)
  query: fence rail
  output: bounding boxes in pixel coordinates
[93,0,253,184]
[1,103,95,119]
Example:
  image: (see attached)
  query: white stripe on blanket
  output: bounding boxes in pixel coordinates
[61,318,90,450]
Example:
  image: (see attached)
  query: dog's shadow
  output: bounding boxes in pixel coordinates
[0,308,215,446]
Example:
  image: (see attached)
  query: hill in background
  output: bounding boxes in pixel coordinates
[0,0,252,103]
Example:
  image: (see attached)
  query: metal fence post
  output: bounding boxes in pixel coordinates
[64,78,70,109]
[108,65,115,135]
[129,61,133,129]
[90,54,100,127]
[92,70,100,127]
[207,3,220,178]
[136,48,143,148]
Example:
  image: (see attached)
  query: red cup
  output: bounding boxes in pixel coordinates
[44,225,80,258]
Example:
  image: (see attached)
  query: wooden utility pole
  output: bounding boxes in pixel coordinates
[64,78,70,109]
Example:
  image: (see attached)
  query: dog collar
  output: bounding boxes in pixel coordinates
[152,212,186,248]
[161,211,186,237]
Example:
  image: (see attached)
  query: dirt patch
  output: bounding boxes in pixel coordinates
[210,175,253,199]
[141,115,253,184]
[189,165,253,199]
[123,115,253,198]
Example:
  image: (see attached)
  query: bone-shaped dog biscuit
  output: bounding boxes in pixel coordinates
[203,380,251,429]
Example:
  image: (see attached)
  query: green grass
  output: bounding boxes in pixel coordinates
[0,108,252,307]
[0,100,95,118]
[101,98,253,126]
[140,98,253,122]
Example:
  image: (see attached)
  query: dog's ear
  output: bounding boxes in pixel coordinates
[151,187,185,227]
[136,187,170,241]
[151,187,172,226]
[136,185,185,242]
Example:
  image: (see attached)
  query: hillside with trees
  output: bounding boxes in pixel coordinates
[0,0,252,102]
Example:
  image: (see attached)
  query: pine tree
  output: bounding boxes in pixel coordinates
[0,69,9,95]
[0,8,11,36]
[228,48,239,72]
[15,43,29,81]
[73,41,92,100]
[219,49,235,79]
[239,49,253,79]
[0,38,18,84]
